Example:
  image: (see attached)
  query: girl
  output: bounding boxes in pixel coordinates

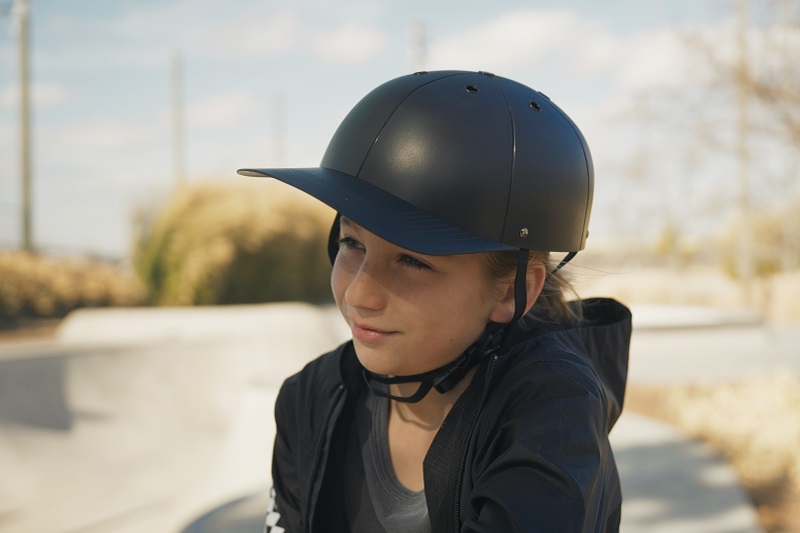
[239,70,631,532]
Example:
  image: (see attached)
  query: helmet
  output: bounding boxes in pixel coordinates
[239,70,594,402]
[238,70,593,256]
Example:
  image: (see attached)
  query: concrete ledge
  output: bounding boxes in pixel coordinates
[57,302,350,346]
[630,304,763,331]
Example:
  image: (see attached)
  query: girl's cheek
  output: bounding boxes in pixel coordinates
[331,257,357,303]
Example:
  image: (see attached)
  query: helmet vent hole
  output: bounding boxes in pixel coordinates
[529,101,542,111]
[465,85,479,93]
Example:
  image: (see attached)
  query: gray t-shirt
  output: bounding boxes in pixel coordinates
[355,391,432,533]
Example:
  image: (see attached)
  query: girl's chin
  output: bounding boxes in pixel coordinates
[355,356,398,376]
[353,348,449,378]
[354,348,412,377]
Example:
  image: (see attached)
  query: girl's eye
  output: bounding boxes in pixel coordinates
[400,254,431,270]
[337,236,363,250]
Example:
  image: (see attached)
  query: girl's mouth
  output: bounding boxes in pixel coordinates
[351,321,396,344]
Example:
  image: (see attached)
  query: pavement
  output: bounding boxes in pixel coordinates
[1,302,794,532]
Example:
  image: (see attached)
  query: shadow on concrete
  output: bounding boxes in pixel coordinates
[613,414,762,533]
[0,356,72,430]
[181,492,269,533]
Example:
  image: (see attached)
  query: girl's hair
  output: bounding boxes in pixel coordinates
[483,250,582,325]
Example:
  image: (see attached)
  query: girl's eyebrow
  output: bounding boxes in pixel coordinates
[338,215,453,263]
[339,216,371,238]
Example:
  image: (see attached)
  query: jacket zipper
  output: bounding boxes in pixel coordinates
[453,354,498,531]
[304,383,346,532]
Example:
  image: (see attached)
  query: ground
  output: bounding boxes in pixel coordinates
[626,384,800,533]
[2,318,798,532]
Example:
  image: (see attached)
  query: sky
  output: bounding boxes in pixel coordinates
[0,0,748,259]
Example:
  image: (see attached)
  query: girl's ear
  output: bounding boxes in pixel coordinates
[488,263,547,324]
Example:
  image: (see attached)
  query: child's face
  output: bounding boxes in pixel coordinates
[332,217,511,378]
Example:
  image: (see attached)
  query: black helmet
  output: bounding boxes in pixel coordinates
[239,71,594,402]
[238,70,593,256]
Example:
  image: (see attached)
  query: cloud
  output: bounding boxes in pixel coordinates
[0,82,69,110]
[199,10,302,59]
[424,8,718,96]
[615,30,701,94]
[30,2,303,69]
[310,23,388,64]
[34,1,388,69]
[427,9,592,71]
[196,9,389,64]
[51,116,163,150]
[210,11,390,64]
[188,91,262,130]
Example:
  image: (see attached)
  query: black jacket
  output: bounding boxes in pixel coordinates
[267,298,631,532]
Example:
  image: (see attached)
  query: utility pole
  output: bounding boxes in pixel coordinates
[736,0,754,306]
[272,92,286,167]
[171,52,185,186]
[15,0,32,251]
[411,19,427,72]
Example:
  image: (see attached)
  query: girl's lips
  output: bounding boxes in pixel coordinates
[351,321,396,344]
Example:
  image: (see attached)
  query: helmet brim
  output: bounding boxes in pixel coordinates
[237,166,518,256]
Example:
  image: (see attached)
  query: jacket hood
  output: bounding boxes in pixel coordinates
[509,297,632,430]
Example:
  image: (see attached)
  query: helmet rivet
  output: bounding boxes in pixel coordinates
[465,85,478,93]
[529,101,542,111]
[519,228,529,238]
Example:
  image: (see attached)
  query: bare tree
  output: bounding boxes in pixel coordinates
[618,0,800,292]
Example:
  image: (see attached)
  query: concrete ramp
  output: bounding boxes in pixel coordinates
[58,302,350,348]
[0,303,768,532]
[0,303,348,533]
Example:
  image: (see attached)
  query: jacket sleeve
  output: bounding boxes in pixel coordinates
[267,378,304,533]
[461,360,621,533]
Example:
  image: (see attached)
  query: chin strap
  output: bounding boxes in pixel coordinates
[552,251,577,275]
[510,249,529,323]
[511,250,576,321]
[362,323,506,403]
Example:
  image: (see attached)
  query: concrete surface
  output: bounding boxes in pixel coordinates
[611,414,762,533]
[0,302,788,532]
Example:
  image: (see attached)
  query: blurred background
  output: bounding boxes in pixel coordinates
[0,0,799,532]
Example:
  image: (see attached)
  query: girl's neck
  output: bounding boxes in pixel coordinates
[388,367,477,430]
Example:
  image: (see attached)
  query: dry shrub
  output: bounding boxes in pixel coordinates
[719,206,800,281]
[766,272,800,324]
[662,376,800,530]
[0,252,146,320]
[133,180,335,306]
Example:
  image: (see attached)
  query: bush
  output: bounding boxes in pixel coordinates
[0,252,146,321]
[664,376,800,531]
[719,205,800,279]
[132,180,335,306]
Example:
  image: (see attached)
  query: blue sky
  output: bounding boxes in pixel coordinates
[0,0,737,258]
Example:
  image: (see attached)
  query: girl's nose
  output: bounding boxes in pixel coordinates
[344,261,388,312]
